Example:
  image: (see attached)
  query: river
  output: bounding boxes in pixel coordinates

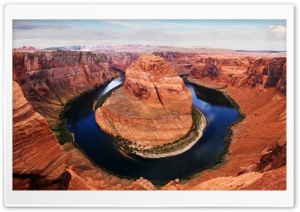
[66,77,238,183]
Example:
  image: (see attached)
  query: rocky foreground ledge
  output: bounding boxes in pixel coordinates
[95,55,205,157]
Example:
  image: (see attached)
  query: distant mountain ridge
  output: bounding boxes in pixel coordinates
[236,50,286,53]
[13,46,38,51]
[15,44,238,53]
[13,45,287,55]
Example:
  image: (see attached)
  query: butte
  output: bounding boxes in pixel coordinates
[95,55,197,155]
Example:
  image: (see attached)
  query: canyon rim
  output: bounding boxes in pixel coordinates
[11,19,287,191]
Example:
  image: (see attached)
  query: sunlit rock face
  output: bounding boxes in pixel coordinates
[96,55,193,146]
[13,81,67,190]
[13,51,118,128]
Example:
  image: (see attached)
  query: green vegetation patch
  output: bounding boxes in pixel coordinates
[52,79,122,145]
[52,101,73,145]
[54,119,73,145]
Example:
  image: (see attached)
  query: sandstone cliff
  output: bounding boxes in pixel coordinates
[190,57,222,78]
[189,55,286,95]
[13,51,119,127]
[13,80,157,190]
[184,55,286,190]
[96,55,193,146]
[13,81,67,189]
[244,57,286,94]
[153,52,197,75]
[106,52,140,72]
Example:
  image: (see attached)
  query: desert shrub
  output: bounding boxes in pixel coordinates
[54,119,73,145]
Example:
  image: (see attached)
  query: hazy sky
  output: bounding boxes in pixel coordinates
[13,20,286,50]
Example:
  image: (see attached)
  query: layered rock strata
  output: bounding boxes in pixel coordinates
[245,57,286,94]
[13,51,119,128]
[13,50,277,130]
[182,56,286,190]
[96,55,193,147]
[106,52,140,72]
[12,80,157,190]
[13,81,67,189]
[12,48,287,190]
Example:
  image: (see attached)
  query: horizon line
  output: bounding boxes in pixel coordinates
[12,44,287,52]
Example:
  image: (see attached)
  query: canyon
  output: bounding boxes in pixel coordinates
[13,50,119,128]
[12,47,286,190]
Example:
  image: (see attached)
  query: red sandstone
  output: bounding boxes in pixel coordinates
[12,49,287,190]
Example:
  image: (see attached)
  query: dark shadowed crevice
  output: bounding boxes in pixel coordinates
[153,83,164,108]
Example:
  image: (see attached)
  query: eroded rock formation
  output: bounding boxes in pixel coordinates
[245,57,287,94]
[12,81,156,190]
[12,48,287,190]
[13,51,119,127]
[96,55,193,146]
[185,55,286,190]
[13,81,67,189]
[190,57,222,78]
[153,52,197,75]
[184,166,286,190]
[106,52,140,72]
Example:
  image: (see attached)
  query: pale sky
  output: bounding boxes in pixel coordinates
[13,20,286,51]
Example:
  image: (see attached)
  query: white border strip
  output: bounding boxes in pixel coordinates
[5,4,293,19]
[4,3,294,207]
